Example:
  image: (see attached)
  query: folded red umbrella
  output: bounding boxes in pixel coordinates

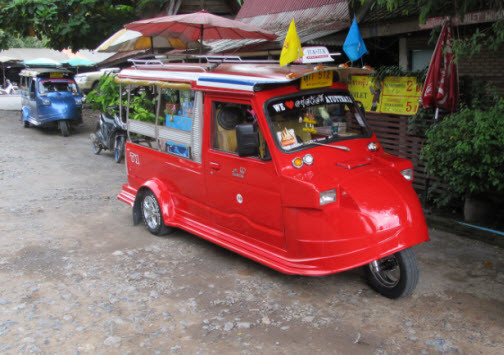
[421,21,459,113]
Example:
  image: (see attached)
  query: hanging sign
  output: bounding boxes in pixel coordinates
[348,75,423,116]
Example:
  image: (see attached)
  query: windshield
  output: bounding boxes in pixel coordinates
[266,91,371,152]
[39,79,78,94]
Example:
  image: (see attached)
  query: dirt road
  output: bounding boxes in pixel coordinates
[0,109,503,354]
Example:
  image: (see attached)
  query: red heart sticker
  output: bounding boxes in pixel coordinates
[285,101,294,109]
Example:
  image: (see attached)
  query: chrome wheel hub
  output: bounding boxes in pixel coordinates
[143,195,161,230]
[369,255,400,288]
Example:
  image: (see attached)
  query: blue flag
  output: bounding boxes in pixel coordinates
[343,18,368,61]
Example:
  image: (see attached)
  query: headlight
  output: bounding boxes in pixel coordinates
[303,154,314,165]
[320,189,337,206]
[75,98,82,105]
[42,99,51,106]
[400,168,414,181]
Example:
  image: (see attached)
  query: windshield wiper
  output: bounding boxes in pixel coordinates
[310,141,350,152]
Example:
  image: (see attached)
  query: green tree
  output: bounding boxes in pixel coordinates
[0,0,244,51]
[0,0,136,51]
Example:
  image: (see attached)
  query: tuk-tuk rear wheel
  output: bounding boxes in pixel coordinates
[365,248,419,299]
[141,191,172,236]
[114,136,125,163]
[21,111,29,128]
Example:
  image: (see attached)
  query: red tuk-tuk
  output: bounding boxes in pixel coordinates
[117,57,429,299]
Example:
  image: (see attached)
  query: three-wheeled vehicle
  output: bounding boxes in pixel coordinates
[19,68,83,136]
[116,57,429,299]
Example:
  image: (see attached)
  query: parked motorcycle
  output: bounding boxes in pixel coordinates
[0,79,19,95]
[90,107,127,163]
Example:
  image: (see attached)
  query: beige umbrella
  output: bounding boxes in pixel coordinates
[97,28,188,53]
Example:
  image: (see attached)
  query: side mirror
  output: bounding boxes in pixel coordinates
[236,124,259,157]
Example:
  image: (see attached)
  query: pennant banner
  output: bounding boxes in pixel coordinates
[280,19,304,67]
[343,18,368,62]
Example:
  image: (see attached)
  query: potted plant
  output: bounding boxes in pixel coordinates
[421,99,504,222]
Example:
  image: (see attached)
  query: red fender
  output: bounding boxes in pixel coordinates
[134,178,175,226]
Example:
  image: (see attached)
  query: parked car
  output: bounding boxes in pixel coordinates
[75,68,120,93]
[116,56,429,299]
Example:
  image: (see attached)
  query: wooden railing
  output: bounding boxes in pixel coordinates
[366,113,428,192]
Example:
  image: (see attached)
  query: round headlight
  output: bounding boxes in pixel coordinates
[303,154,314,165]
[367,142,380,152]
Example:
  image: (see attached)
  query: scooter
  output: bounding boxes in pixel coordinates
[90,108,127,163]
[0,79,19,95]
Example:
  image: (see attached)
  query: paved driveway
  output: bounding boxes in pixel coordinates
[0,109,502,354]
[0,95,21,111]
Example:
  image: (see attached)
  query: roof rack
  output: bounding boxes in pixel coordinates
[128,58,207,72]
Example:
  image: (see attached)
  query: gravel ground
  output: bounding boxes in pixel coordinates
[0,109,503,354]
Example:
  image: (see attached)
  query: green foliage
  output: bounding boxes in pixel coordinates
[87,77,162,124]
[0,0,135,51]
[85,73,120,116]
[408,107,433,136]
[129,91,159,124]
[372,65,427,84]
[421,100,504,206]
[1,32,48,48]
[452,21,504,59]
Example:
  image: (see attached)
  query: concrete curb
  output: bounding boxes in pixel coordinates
[426,213,504,248]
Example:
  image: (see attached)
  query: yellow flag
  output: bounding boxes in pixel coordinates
[280,19,304,67]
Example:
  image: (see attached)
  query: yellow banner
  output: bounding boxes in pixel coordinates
[347,75,380,112]
[348,75,422,116]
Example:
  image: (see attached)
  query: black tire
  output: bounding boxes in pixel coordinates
[114,135,125,163]
[141,191,172,236]
[365,248,419,299]
[22,114,29,128]
[59,120,70,137]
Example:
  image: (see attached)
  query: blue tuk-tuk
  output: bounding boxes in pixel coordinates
[19,68,83,136]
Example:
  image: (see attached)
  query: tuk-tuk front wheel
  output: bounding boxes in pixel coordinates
[141,191,172,236]
[365,248,419,299]
[59,120,70,137]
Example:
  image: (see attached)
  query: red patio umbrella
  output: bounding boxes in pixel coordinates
[421,21,459,115]
[125,10,277,49]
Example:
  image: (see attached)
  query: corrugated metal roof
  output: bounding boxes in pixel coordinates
[209,1,350,54]
[237,0,347,19]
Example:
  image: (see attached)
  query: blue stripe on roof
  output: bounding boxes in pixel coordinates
[198,77,256,86]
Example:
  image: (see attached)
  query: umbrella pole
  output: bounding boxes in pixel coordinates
[2,64,5,88]
[200,24,204,55]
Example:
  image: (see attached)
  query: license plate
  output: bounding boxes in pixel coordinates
[50,72,64,78]
[300,70,333,90]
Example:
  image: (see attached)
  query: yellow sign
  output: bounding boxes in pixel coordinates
[347,75,422,116]
[347,75,378,112]
[380,76,422,115]
[300,70,333,90]
[50,72,64,78]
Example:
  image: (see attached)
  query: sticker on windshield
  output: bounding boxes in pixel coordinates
[271,94,353,112]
